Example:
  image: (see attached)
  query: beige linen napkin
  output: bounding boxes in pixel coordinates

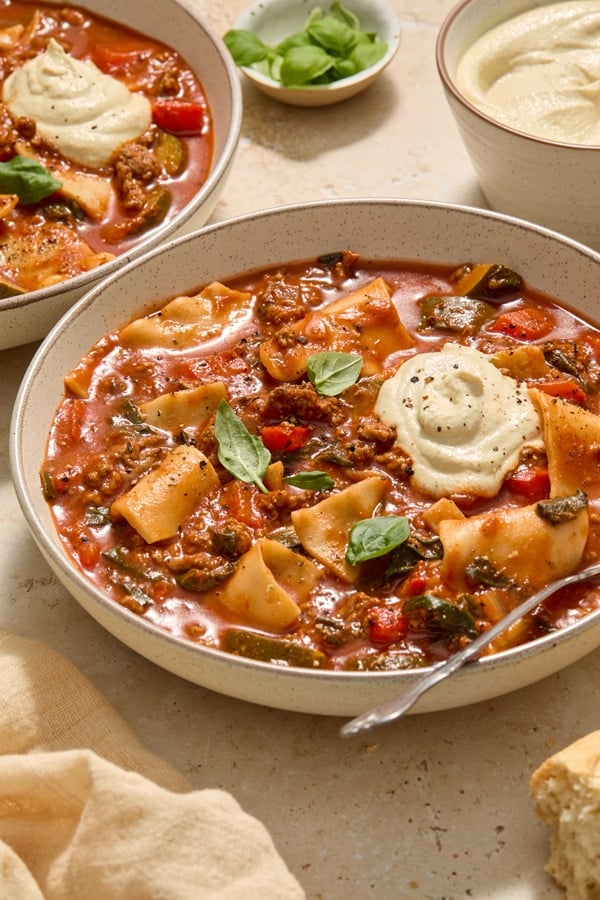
[0,629,305,899]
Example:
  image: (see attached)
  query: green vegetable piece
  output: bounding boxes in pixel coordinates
[119,582,153,611]
[346,516,410,566]
[460,263,522,300]
[214,400,271,493]
[131,187,171,235]
[403,594,478,638]
[544,347,582,381]
[177,564,235,592]
[103,547,161,581]
[465,555,511,588]
[0,156,61,204]
[85,505,112,527]
[40,471,57,501]
[283,470,334,490]
[419,294,496,333]
[536,488,588,525]
[0,276,25,298]
[307,350,362,396]
[155,131,185,176]
[225,628,326,668]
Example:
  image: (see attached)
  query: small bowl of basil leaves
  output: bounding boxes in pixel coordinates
[224,0,401,107]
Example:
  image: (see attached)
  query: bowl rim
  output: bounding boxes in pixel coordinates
[10,196,600,699]
[435,0,600,151]
[233,0,401,94]
[0,0,243,314]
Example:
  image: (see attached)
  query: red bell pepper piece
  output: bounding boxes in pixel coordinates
[505,465,550,500]
[534,379,586,405]
[151,99,205,135]
[260,423,310,453]
[367,606,408,644]
[91,45,142,73]
[489,306,554,341]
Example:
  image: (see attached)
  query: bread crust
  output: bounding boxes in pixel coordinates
[531,731,600,900]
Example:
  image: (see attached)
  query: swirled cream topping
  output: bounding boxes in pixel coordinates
[374,342,544,498]
[2,39,152,167]
[455,1,600,145]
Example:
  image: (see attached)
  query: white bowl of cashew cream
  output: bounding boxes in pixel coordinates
[436,0,600,250]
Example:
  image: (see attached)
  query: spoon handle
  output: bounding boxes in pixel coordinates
[340,562,600,737]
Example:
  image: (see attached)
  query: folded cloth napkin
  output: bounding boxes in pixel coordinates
[0,629,306,899]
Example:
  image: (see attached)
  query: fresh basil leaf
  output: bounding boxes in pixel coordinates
[331,1,360,31]
[223,29,270,67]
[0,156,61,204]
[307,351,363,396]
[277,31,313,54]
[307,16,358,55]
[214,400,271,493]
[332,57,358,79]
[350,40,388,72]
[346,516,410,566]
[283,470,334,490]
[280,45,334,86]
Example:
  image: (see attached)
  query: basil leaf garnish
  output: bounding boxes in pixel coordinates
[307,351,362,396]
[346,516,410,565]
[214,400,271,493]
[0,156,62,204]
[283,470,334,491]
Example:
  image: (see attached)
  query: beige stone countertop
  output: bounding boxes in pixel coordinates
[1,1,597,898]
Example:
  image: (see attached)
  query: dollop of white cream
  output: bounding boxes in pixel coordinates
[375,343,544,498]
[2,39,152,167]
[455,1,600,145]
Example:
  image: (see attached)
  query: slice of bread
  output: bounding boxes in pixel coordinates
[530,731,600,899]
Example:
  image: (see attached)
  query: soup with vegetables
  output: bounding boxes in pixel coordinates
[0,1,213,294]
[41,252,600,671]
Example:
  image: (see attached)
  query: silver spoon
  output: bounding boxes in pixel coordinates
[340,562,600,738]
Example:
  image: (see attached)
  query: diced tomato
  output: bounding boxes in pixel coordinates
[406,574,427,596]
[151,99,205,135]
[55,398,86,444]
[91,45,143,73]
[367,606,408,644]
[533,379,586,405]
[219,480,265,530]
[489,306,555,340]
[260,423,310,454]
[505,465,550,500]
[77,538,100,569]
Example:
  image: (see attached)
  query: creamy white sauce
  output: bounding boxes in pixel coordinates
[3,39,152,167]
[455,1,600,145]
[374,342,544,498]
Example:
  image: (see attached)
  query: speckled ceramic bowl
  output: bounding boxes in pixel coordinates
[231,0,400,106]
[10,199,600,717]
[0,0,241,351]
[436,0,600,250]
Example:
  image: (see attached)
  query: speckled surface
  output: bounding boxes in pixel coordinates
[2,1,598,898]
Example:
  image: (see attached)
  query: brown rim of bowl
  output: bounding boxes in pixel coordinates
[435,0,600,152]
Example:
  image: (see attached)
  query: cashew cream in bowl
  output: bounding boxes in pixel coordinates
[455,1,600,145]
